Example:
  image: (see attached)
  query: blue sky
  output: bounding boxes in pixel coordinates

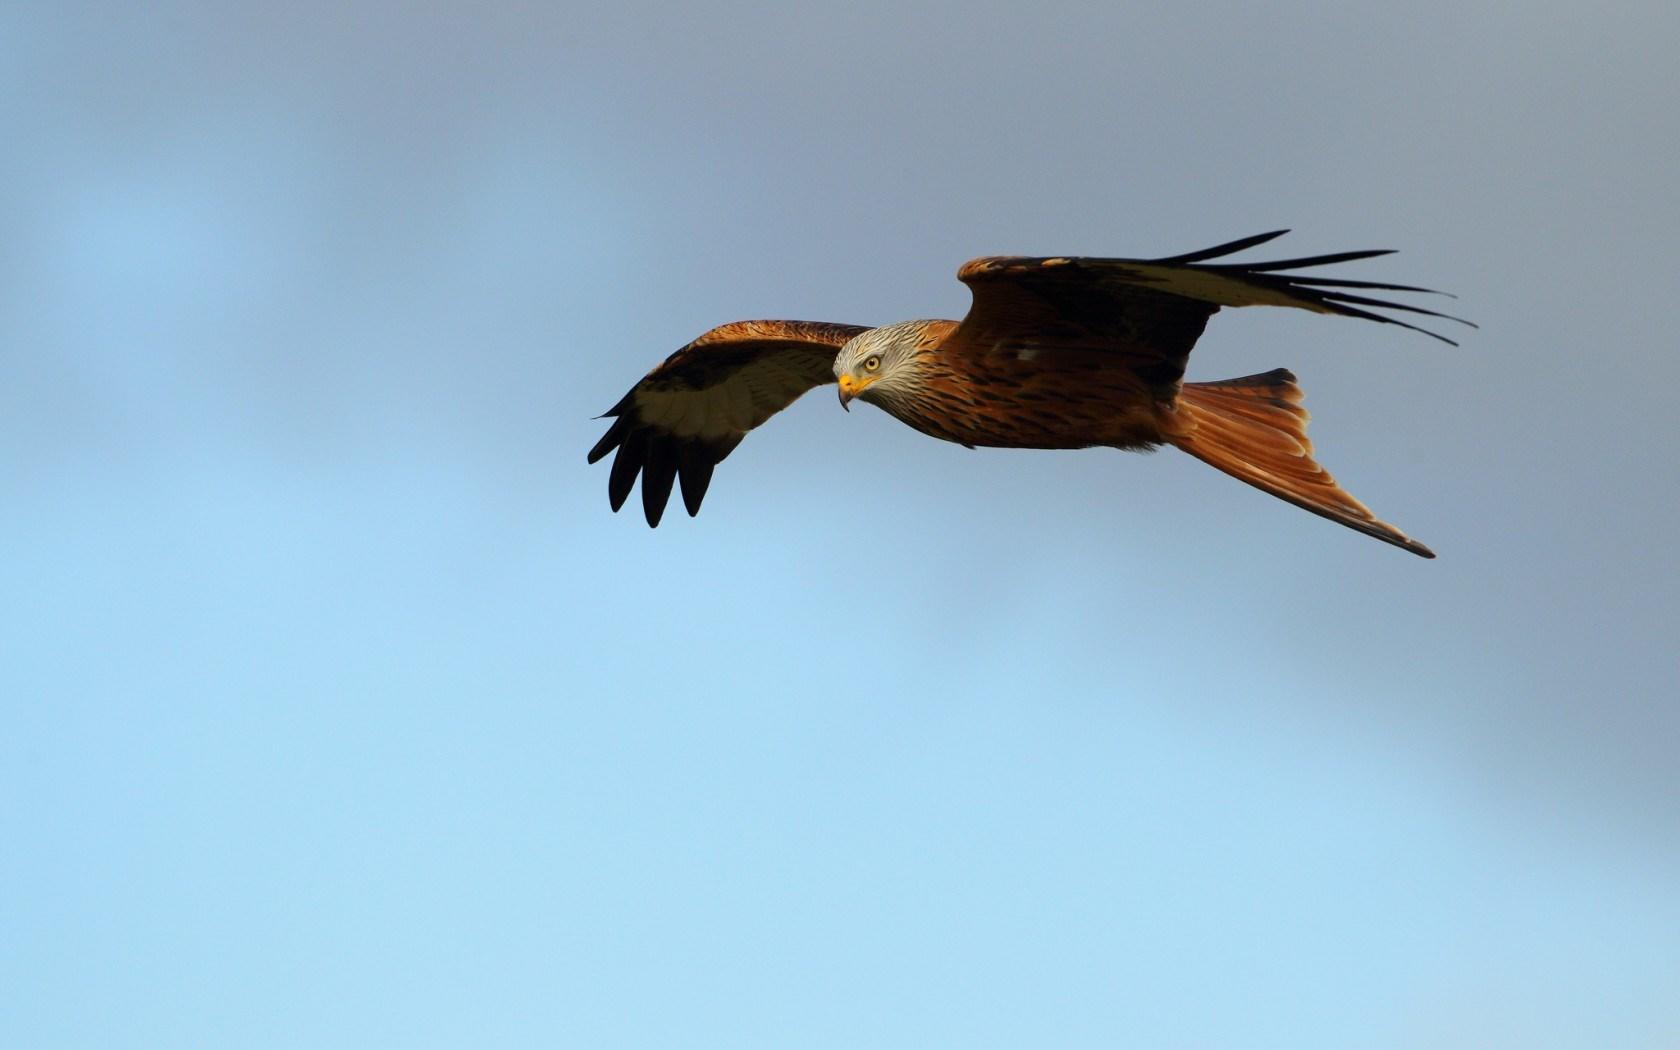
[4,3,1678,1047]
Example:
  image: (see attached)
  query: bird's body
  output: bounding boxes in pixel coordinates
[589,232,1471,557]
[838,319,1170,450]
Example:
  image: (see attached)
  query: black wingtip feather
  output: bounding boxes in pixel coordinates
[1224,248,1397,272]
[607,432,644,512]
[1318,290,1477,329]
[593,392,632,421]
[641,439,678,527]
[587,416,629,464]
[677,446,715,517]
[1283,275,1457,298]
[1313,302,1461,346]
[1157,230,1291,264]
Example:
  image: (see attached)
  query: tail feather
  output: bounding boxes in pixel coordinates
[1167,369,1434,558]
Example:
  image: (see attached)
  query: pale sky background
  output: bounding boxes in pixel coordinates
[4,2,1679,1047]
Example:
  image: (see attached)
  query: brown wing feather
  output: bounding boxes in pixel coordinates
[588,320,869,525]
[949,230,1474,400]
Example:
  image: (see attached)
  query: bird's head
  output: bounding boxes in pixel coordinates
[834,321,928,411]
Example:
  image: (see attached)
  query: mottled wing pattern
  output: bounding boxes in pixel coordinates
[952,229,1474,399]
[588,320,869,525]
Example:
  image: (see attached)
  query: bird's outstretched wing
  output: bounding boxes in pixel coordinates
[588,320,869,525]
[952,229,1475,399]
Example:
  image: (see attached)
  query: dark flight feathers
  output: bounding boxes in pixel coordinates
[959,229,1474,349]
[587,321,866,525]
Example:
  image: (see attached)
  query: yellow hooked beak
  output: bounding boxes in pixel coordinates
[837,373,875,410]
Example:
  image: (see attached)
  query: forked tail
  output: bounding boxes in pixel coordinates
[1166,369,1434,557]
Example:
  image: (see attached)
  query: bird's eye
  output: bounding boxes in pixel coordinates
[863,355,882,372]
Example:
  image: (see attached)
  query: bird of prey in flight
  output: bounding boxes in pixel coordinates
[588,231,1470,557]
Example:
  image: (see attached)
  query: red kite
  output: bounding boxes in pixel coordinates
[589,231,1469,557]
